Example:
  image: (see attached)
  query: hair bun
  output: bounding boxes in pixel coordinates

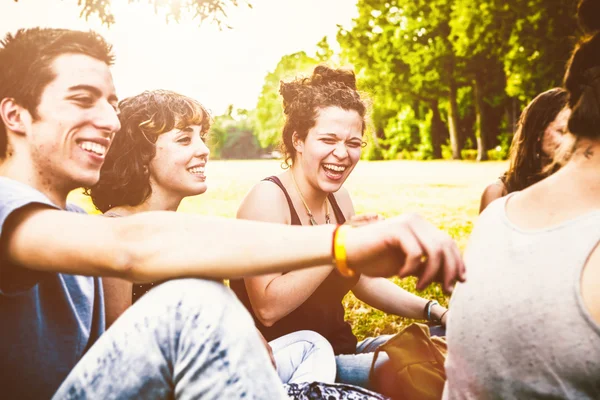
[279,81,303,114]
[578,0,600,33]
[311,65,357,90]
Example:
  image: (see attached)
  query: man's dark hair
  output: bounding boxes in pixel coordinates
[0,28,114,158]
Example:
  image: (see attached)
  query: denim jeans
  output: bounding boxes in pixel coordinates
[271,330,336,384]
[335,325,445,390]
[52,279,288,399]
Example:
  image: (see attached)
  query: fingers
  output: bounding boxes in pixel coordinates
[395,226,427,279]
[408,222,444,291]
[392,214,464,294]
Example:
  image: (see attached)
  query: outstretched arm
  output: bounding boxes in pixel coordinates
[3,205,334,281]
[352,276,448,325]
[3,205,465,292]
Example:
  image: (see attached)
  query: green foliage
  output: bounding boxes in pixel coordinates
[315,36,334,63]
[25,0,251,26]
[210,108,263,159]
[503,0,579,102]
[253,52,320,149]
[380,106,419,160]
[338,0,462,159]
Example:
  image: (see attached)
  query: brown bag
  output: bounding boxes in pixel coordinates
[369,323,447,400]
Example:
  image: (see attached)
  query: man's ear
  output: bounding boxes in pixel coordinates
[292,132,304,154]
[0,98,29,136]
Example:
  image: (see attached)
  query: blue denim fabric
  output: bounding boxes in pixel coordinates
[52,279,288,400]
[335,325,446,390]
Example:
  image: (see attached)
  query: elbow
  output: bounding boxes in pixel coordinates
[106,244,137,280]
[253,305,280,327]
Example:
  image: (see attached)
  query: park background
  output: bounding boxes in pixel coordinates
[3,0,582,337]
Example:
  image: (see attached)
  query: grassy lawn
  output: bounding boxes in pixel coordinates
[69,159,506,339]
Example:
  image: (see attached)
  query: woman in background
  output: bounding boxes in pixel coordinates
[479,87,571,212]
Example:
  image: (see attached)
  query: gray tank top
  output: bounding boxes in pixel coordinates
[444,194,600,399]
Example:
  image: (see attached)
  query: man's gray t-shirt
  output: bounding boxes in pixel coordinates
[0,177,105,399]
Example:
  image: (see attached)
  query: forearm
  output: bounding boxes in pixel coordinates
[247,265,334,326]
[6,208,335,281]
[353,276,444,320]
[116,213,336,282]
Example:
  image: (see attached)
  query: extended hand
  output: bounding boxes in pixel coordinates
[345,213,466,294]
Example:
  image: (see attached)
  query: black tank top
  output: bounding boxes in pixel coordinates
[230,176,360,355]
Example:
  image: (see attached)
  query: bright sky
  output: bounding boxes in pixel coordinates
[0,0,358,115]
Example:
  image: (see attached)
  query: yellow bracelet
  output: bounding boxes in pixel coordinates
[333,224,355,277]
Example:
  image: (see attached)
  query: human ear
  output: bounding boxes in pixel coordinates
[292,132,304,154]
[0,98,29,136]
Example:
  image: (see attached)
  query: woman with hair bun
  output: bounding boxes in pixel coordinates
[443,1,600,397]
[479,87,571,213]
[230,65,450,394]
[89,89,343,388]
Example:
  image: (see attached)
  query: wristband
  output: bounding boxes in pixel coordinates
[438,309,449,323]
[424,300,439,322]
[332,225,355,277]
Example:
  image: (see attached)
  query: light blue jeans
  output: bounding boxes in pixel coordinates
[52,279,288,399]
[335,325,445,390]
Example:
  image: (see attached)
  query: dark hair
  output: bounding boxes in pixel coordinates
[0,28,114,158]
[564,0,600,139]
[88,90,211,213]
[279,65,367,166]
[502,88,568,193]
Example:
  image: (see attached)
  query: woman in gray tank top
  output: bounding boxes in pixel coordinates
[444,2,600,398]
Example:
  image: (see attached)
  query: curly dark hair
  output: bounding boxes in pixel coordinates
[279,65,367,167]
[88,90,211,213]
[564,0,600,140]
[0,28,114,158]
[502,88,568,193]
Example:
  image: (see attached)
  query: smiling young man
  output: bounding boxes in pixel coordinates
[0,28,465,399]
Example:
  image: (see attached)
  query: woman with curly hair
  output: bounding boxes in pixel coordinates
[479,87,571,213]
[88,89,346,387]
[230,65,450,395]
[89,90,212,318]
[444,0,600,397]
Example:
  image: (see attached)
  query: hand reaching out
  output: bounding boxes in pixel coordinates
[343,213,466,294]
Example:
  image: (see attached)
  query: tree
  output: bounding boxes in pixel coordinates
[503,0,579,102]
[14,0,251,26]
[339,0,465,159]
[451,0,579,161]
[253,51,320,148]
[209,108,264,159]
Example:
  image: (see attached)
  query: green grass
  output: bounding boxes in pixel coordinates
[69,159,506,339]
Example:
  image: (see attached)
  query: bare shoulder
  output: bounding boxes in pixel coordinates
[479,180,507,213]
[331,186,356,220]
[237,179,291,224]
